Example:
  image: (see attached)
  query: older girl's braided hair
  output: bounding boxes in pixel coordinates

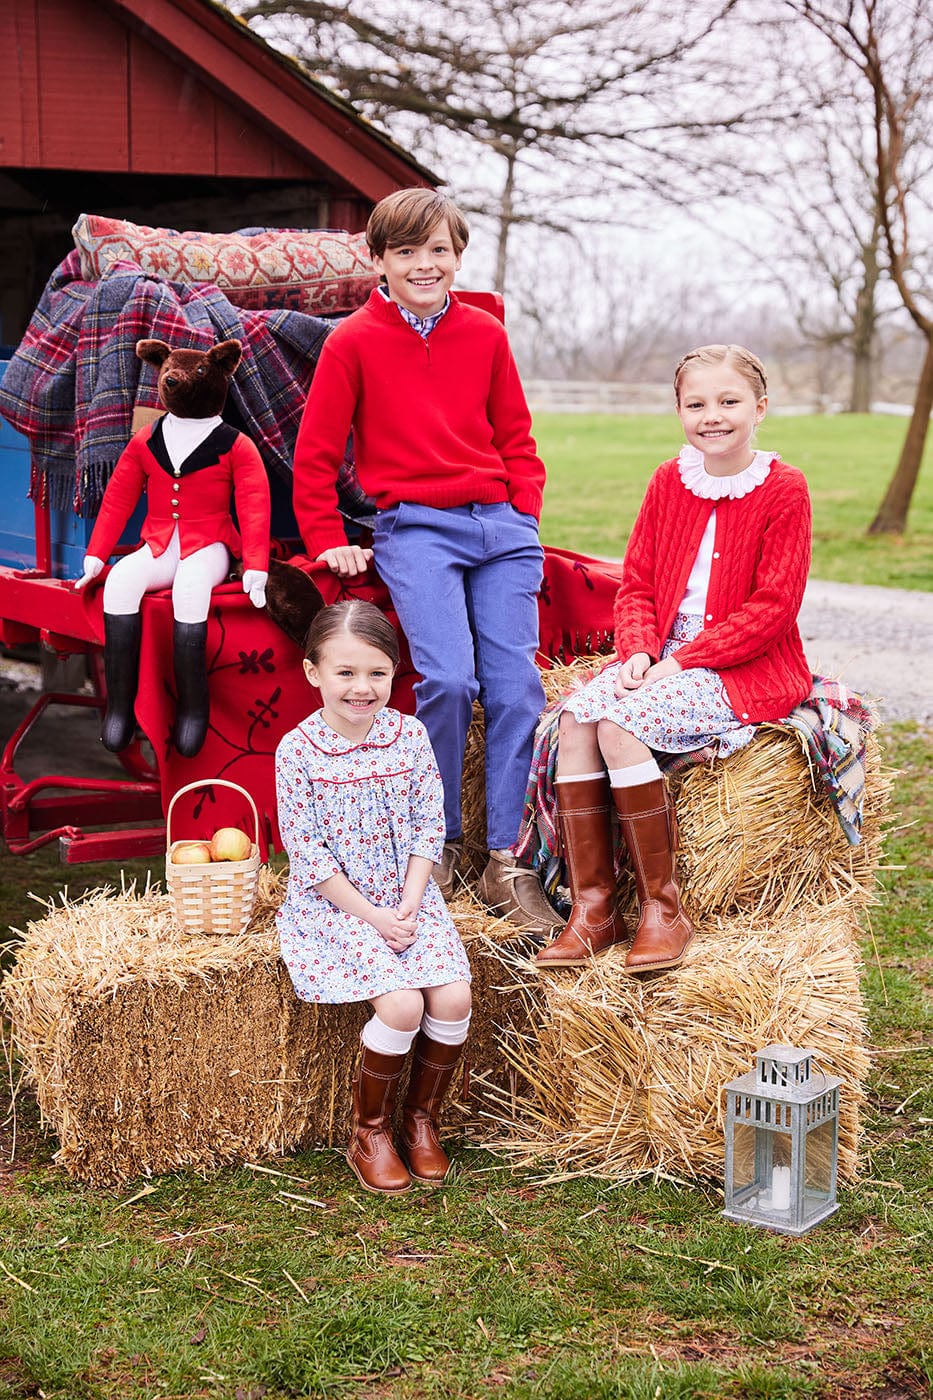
[673,344,767,404]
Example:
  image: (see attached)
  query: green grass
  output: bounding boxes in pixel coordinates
[1,724,931,1399]
[535,413,933,589]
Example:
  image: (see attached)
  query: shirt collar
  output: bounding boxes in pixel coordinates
[377,284,450,337]
[299,706,403,755]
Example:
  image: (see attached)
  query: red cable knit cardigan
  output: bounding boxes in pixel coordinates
[613,456,812,724]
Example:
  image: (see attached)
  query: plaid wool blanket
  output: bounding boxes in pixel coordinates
[514,672,875,897]
[0,250,345,516]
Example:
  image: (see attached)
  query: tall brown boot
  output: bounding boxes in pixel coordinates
[613,779,694,974]
[535,776,627,968]
[399,1033,464,1184]
[346,1046,411,1195]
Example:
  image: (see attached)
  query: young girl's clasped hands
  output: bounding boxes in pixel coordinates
[535,344,812,976]
[275,601,472,1196]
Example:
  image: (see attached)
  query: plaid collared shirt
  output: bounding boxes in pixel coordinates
[378,284,450,338]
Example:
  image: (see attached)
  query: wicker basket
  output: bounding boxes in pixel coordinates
[165,780,262,936]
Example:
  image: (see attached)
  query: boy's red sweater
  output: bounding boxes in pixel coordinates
[613,457,812,724]
[292,290,545,556]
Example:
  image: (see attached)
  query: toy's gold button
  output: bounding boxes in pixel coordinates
[172,512,180,520]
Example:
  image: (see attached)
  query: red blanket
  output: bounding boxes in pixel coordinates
[79,547,621,852]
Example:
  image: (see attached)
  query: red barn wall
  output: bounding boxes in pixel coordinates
[2,0,319,180]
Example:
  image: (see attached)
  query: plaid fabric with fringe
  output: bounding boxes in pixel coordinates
[515,672,874,889]
[775,677,873,846]
[0,250,364,518]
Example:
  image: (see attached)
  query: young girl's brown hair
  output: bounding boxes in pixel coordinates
[673,344,767,404]
[303,600,400,668]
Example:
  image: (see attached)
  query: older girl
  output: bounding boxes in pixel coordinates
[535,345,812,974]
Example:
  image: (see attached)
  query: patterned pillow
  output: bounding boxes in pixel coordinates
[72,214,378,315]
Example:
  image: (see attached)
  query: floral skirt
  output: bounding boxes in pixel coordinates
[563,612,757,759]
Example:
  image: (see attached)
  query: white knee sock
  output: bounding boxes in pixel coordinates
[608,759,662,788]
[421,1012,472,1046]
[361,1014,419,1056]
[555,771,606,783]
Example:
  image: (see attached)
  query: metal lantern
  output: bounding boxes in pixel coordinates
[723,1044,842,1236]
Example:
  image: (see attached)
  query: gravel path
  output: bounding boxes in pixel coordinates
[799,580,932,726]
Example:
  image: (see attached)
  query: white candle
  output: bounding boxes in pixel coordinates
[771,1165,791,1210]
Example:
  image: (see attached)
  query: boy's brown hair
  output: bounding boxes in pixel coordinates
[366,187,470,260]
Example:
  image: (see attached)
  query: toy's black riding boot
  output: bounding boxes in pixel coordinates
[101,612,142,753]
[172,620,210,757]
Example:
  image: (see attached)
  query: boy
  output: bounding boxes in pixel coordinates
[292,187,557,935]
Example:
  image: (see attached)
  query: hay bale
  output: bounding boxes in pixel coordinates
[2,872,528,1186]
[670,726,888,922]
[482,906,869,1185]
[6,642,889,1188]
[461,656,890,922]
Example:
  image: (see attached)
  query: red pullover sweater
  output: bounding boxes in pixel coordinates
[292,290,545,557]
[613,457,812,724]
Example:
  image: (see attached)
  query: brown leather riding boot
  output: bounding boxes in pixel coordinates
[535,776,627,968]
[613,779,694,974]
[399,1033,464,1184]
[346,1046,411,1195]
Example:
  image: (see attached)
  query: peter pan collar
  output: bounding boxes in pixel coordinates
[299,707,403,754]
[677,445,776,500]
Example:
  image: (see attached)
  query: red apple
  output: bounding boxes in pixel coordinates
[172,840,213,865]
[209,826,251,862]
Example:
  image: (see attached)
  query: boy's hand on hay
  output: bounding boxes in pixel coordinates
[614,652,652,693]
[316,545,374,577]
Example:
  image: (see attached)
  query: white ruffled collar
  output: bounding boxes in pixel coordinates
[677,445,776,500]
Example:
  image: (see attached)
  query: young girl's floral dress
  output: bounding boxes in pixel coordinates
[275,707,471,1003]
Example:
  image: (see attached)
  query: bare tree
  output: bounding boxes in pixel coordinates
[231,0,772,294]
[741,78,893,412]
[786,0,933,532]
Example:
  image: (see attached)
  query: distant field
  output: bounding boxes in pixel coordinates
[534,413,933,590]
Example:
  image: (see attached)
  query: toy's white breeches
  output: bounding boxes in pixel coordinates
[102,529,230,624]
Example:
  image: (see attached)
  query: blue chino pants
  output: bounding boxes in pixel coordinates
[373,502,545,849]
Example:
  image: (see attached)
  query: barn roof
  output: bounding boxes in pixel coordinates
[1,0,436,200]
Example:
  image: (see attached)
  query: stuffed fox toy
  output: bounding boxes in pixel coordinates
[76,338,270,757]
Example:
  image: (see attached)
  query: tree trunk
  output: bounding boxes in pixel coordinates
[867,331,933,535]
[849,349,873,414]
[493,149,516,296]
[847,223,880,413]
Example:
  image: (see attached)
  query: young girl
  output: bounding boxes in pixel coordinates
[275,600,472,1195]
[535,344,812,974]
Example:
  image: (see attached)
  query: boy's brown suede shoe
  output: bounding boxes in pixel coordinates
[477,848,564,937]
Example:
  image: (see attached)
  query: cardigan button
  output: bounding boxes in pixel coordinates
[742,712,749,720]
[712,551,720,559]
[705,613,713,621]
